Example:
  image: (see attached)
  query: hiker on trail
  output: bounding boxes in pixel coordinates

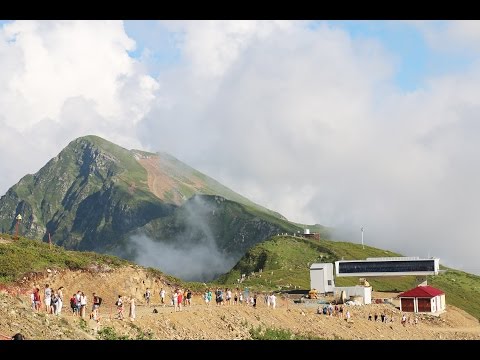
[414,317,418,326]
[253,293,257,308]
[56,287,64,315]
[44,284,52,314]
[186,289,192,306]
[160,288,166,306]
[80,292,87,319]
[51,292,58,315]
[270,293,276,309]
[183,289,188,306]
[234,289,238,305]
[91,292,102,320]
[239,292,243,305]
[178,289,183,311]
[204,290,209,305]
[173,290,179,312]
[145,288,151,306]
[215,288,222,306]
[70,294,77,316]
[30,288,36,311]
[116,295,124,320]
[368,314,372,321]
[226,288,232,305]
[207,289,212,305]
[129,297,136,321]
[381,313,385,323]
[374,313,378,322]
[75,291,82,316]
[346,310,351,323]
[401,314,407,326]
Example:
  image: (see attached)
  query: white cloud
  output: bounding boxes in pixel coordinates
[414,20,480,53]
[0,20,157,186]
[138,20,480,275]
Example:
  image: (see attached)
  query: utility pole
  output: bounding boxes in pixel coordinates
[361,226,364,249]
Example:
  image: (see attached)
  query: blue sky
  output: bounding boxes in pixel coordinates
[1,20,473,91]
[119,20,475,92]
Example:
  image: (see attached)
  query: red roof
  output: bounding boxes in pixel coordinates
[398,285,444,298]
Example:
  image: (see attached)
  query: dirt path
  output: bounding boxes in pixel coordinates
[2,267,479,340]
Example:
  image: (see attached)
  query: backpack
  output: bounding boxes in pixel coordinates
[97,297,102,306]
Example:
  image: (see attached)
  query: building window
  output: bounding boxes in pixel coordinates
[327,280,332,286]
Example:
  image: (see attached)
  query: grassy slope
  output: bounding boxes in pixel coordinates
[0,233,129,283]
[217,235,480,320]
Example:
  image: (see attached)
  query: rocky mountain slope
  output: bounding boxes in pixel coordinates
[0,136,306,280]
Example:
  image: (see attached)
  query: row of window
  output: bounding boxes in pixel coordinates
[338,260,435,274]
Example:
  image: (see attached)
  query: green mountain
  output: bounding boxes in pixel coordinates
[0,135,310,280]
[218,235,480,320]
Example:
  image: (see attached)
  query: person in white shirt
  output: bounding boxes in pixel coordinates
[80,292,87,319]
[30,289,35,310]
[270,293,276,309]
[44,284,52,314]
[160,288,166,306]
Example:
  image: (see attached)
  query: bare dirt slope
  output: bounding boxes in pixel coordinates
[137,156,205,205]
[1,267,480,340]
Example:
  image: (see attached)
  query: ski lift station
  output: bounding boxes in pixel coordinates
[310,257,440,305]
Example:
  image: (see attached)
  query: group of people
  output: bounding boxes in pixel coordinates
[115,294,136,321]
[318,303,345,317]
[367,312,418,326]
[201,288,277,309]
[69,290,103,321]
[170,288,192,312]
[317,303,352,322]
[30,284,282,322]
[31,284,65,316]
[30,284,103,321]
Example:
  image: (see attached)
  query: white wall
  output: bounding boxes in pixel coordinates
[309,263,335,293]
[333,286,372,305]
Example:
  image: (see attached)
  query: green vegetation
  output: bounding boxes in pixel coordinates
[218,235,480,320]
[217,235,399,290]
[97,326,130,340]
[249,326,323,340]
[429,269,480,321]
[0,233,128,284]
[129,323,154,340]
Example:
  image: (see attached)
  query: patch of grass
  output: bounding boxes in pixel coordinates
[79,318,88,332]
[129,322,154,340]
[97,326,130,340]
[0,234,130,284]
[249,326,323,340]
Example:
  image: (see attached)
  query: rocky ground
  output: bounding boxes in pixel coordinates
[1,266,479,340]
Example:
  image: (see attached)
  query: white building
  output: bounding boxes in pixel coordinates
[309,263,335,294]
[333,286,372,305]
